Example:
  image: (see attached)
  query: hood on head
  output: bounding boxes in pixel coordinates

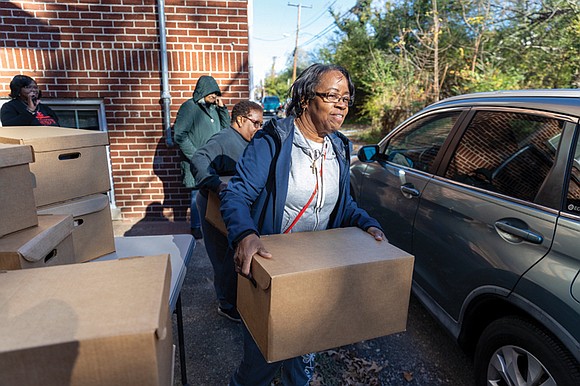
[193,75,222,100]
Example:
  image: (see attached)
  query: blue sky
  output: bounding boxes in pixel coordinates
[250,0,357,84]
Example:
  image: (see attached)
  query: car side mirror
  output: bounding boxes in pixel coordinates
[357,145,379,162]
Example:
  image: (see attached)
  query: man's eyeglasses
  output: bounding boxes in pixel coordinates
[315,92,354,106]
[244,116,263,128]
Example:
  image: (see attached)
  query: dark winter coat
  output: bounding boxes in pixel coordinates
[191,126,249,193]
[1,99,59,126]
[173,75,230,188]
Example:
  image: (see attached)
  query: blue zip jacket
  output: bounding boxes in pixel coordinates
[220,116,382,247]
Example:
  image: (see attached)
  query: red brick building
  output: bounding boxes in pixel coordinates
[0,0,251,223]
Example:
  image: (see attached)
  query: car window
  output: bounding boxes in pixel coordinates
[445,110,564,202]
[565,132,580,215]
[263,96,279,104]
[384,111,460,172]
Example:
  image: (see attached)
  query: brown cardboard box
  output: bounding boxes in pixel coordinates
[238,227,414,363]
[37,193,115,263]
[0,143,38,237]
[206,190,228,235]
[0,214,75,270]
[0,126,110,206]
[0,254,174,386]
[204,176,232,235]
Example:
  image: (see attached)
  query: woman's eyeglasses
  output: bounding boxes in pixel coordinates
[315,92,354,106]
[244,116,263,128]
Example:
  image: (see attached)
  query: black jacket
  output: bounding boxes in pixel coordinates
[191,126,249,193]
[1,99,60,126]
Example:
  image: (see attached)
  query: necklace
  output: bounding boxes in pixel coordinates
[309,142,324,174]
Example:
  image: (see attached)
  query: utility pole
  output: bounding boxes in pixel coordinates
[288,2,311,83]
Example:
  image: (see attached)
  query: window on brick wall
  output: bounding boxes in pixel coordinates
[43,99,106,131]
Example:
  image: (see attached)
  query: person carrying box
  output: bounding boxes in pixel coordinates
[220,64,385,386]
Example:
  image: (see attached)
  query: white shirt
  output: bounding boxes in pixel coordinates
[282,126,340,233]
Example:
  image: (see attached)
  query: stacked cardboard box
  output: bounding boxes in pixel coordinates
[0,143,37,237]
[0,128,175,385]
[0,254,175,386]
[0,126,115,263]
[38,193,115,263]
[0,126,110,206]
[0,143,76,270]
[0,213,76,270]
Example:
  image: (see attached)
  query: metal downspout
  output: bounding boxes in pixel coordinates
[157,0,173,146]
[248,0,255,101]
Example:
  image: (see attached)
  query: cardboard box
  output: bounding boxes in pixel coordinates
[0,126,110,206]
[206,190,228,235]
[0,214,75,270]
[204,176,232,235]
[238,227,414,362]
[0,143,38,237]
[0,254,174,386]
[37,193,115,263]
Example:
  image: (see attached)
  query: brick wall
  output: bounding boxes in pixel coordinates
[0,0,250,222]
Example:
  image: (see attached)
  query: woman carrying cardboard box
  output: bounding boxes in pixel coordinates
[220,64,385,386]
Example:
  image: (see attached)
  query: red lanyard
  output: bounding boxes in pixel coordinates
[283,149,326,234]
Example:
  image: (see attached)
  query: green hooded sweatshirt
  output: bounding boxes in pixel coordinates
[173,75,231,188]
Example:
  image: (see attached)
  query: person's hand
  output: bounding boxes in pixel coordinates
[367,226,386,242]
[234,233,272,277]
[216,96,225,107]
[27,93,39,112]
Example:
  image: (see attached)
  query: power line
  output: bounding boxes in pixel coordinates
[252,1,338,45]
[300,7,354,47]
[299,0,338,31]
[254,36,291,42]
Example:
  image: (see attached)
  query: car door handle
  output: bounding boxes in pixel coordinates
[494,221,543,244]
[400,183,420,198]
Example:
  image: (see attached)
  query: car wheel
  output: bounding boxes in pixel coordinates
[474,316,580,386]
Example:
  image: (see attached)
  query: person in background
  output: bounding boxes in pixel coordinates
[191,100,263,323]
[1,75,59,127]
[173,75,230,239]
[220,64,385,385]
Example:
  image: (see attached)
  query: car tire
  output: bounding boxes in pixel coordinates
[474,316,580,386]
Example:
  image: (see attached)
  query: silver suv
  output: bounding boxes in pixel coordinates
[351,90,580,385]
